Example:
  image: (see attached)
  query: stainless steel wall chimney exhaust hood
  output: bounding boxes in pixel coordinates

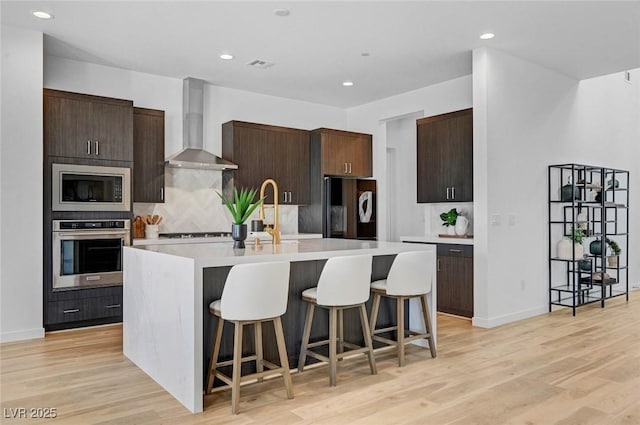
[165,78,238,170]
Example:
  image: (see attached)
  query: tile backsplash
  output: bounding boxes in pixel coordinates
[133,168,298,234]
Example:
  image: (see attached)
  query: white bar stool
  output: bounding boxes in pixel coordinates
[369,251,437,366]
[297,255,377,386]
[205,261,294,414]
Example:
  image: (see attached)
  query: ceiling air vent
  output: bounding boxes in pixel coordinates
[247,59,275,69]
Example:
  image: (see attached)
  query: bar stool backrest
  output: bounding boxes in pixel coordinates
[386,251,436,296]
[220,261,291,321]
[316,255,372,306]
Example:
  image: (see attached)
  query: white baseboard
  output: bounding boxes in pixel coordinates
[0,327,45,343]
[472,305,548,329]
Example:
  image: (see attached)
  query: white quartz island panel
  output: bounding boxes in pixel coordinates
[123,239,436,413]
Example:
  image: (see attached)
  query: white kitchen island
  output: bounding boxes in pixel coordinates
[123,239,437,413]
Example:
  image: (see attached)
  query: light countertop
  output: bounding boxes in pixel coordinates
[400,235,474,245]
[128,238,436,268]
[132,232,322,246]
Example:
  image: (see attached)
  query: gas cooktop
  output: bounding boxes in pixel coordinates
[159,232,232,239]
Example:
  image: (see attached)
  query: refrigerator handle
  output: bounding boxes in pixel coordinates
[323,177,331,238]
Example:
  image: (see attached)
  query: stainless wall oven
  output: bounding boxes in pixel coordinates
[52,163,131,212]
[52,219,130,290]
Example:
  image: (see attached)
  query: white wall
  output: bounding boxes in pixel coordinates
[347,76,473,241]
[473,47,640,328]
[0,26,45,342]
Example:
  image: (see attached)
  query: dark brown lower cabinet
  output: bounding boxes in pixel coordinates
[46,293,122,326]
[437,244,474,318]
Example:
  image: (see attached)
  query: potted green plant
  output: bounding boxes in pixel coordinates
[217,187,263,249]
[439,208,459,235]
[606,237,621,267]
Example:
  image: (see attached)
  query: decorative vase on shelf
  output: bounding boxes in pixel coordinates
[454,216,469,236]
[560,178,580,201]
[590,238,604,255]
[446,225,456,235]
[231,223,247,249]
[607,256,619,267]
[578,256,592,272]
[557,239,583,259]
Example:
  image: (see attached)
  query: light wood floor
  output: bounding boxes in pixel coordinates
[2,293,639,424]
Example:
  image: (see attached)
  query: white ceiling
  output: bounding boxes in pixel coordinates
[2,1,639,108]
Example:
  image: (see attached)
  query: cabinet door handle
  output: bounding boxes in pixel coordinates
[160,187,164,201]
[449,249,462,253]
[437,259,441,272]
[451,186,455,199]
[63,308,80,314]
[344,163,348,174]
[348,163,352,174]
[105,304,121,309]
[446,187,450,200]
[95,140,99,156]
[87,140,91,155]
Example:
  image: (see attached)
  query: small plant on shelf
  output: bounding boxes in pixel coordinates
[439,208,460,227]
[605,237,621,267]
[570,225,584,245]
[605,237,621,256]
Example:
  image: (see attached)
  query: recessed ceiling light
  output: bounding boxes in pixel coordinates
[480,33,495,40]
[342,81,354,87]
[273,8,290,17]
[32,10,54,19]
[361,52,370,57]
[220,54,234,60]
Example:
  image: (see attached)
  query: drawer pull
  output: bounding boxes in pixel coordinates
[86,275,102,281]
[437,259,441,272]
[449,249,462,253]
[105,304,122,309]
[63,308,80,314]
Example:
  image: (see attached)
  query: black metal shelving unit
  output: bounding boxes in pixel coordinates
[548,163,629,315]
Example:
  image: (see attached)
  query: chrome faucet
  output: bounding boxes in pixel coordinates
[259,179,281,245]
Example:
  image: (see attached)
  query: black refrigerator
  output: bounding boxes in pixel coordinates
[323,177,376,240]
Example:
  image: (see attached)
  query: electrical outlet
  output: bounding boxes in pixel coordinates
[490,214,501,226]
[508,214,516,226]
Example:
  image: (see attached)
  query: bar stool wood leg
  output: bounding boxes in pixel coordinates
[329,307,338,387]
[359,304,377,375]
[206,317,224,394]
[273,317,294,399]
[255,321,264,382]
[397,297,405,367]
[231,322,244,415]
[420,295,437,358]
[369,293,381,334]
[298,302,315,372]
[337,309,344,359]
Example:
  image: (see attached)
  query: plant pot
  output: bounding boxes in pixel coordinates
[231,223,247,249]
[607,255,618,267]
[447,225,456,235]
[454,216,469,236]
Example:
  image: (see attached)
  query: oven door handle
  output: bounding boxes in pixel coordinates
[53,230,129,239]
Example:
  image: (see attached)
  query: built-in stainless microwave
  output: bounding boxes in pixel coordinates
[52,163,131,212]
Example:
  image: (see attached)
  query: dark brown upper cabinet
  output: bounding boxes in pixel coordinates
[417,108,473,203]
[312,128,372,177]
[222,121,310,205]
[133,107,165,203]
[43,89,133,162]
